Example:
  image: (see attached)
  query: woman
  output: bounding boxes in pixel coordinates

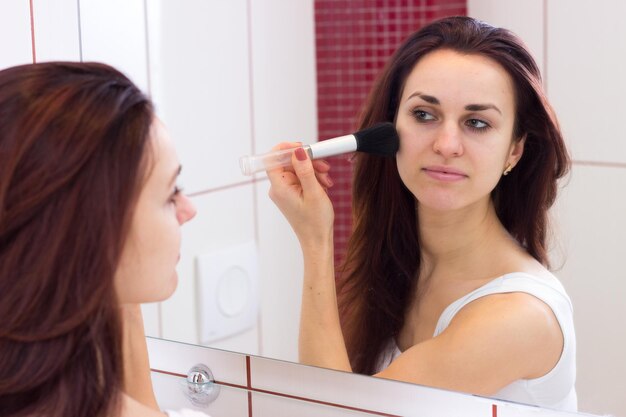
[267,16,576,411]
[0,62,205,416]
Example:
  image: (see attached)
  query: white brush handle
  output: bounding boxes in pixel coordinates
[239,135,358,176]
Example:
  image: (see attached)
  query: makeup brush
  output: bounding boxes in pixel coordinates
[239,122,399,175]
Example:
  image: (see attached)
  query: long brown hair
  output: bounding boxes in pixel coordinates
[338,16,570,375]
[0,62,154,417]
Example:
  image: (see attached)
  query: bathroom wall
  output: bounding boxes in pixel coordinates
[2,1,624,416]
[0,0,315,361]
[468,1,626,416]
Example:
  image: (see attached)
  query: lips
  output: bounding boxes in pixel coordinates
[422,165,467,181]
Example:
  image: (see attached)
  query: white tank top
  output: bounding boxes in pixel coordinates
[379,272,578,412]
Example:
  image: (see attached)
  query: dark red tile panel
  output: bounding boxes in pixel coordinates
[314,0,467,268]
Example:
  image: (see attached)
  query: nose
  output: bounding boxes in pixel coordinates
[433,123,463,158]
[177,194,197,224]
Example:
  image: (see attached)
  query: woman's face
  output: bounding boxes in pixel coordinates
[115,118,196,304]
[395,48,525,212]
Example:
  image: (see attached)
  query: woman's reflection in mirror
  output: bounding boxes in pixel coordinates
[267,16,576,411]
[0,63,208,417]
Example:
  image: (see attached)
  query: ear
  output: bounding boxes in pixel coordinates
[507,134,526,167]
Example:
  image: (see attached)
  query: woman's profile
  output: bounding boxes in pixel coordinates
[0,62,205,417]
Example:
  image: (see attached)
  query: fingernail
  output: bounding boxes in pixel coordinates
[295,147,307,161]
[327,176,334,187]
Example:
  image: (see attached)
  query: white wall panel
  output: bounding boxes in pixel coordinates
[0,0,33,69]
[32,0,80,62]
[547,0,626,163]
[551,164,626,416]
[146,0,252,193]
[79,0,149,92]
[163,185,257,350]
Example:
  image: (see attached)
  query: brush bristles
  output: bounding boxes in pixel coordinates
[353,122,399,156]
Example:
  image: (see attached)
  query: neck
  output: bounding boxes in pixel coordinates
[417,198,516,280]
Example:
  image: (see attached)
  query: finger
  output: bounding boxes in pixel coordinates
[291,148,324,195]
[315,171,334,188]
[311,159,331,173]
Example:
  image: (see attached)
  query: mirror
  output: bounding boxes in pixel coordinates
[2,1,622,416]
[143,2,626,416]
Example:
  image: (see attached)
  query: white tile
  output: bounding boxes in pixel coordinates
[161,185,257,349]
[251,391,375,417]
[152,369,249,417]
[78,0,149,92]
[0,0,33,69]
[147,337,248,387]
[249,356,492,417]
[249,0,318,157]
[547,0,626,163]
[550,164,626,417]
[467,0,544,73]
[32,0,80,62]
[146,0,253,192]
[256,179,302,362]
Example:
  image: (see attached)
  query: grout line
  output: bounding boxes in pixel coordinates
[76,0,83,61]
[573,160,626,169]
[186,177,268,198]
[245,0,263,358]
[142,0,152,95]
[246,356,253,417]
[29,0,36,63]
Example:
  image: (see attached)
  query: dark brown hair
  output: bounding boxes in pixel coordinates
[0,62,154,417]
[338,16,570,375]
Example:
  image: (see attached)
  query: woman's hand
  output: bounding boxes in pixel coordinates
[266,142,335,247]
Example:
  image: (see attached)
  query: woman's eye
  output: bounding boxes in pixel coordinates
[466,119,490,130]
[170,186,183,204]
[412,109,436,122]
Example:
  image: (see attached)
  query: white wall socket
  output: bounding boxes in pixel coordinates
[195,240,259,344]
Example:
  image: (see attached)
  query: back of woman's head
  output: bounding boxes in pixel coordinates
[0,62,154,417]
[341,16,570,374]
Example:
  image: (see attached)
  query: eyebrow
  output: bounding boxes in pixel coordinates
[168,165,182,187]
[407,92,502,115]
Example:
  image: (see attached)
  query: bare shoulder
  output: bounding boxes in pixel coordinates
[448,290,564,377]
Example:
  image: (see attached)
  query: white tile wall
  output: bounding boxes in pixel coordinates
[163,185,257,349]
[0,0,33,69]
[32,0,80,62]
[547,0,626,164]
[551,164,626,416]
[469,2,626,416]
[147,0,253,193]
[79,0,149,92]
[256,179,303,362]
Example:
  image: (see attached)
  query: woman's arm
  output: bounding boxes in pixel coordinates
[376,292,564,395]
[266,144,351,371]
